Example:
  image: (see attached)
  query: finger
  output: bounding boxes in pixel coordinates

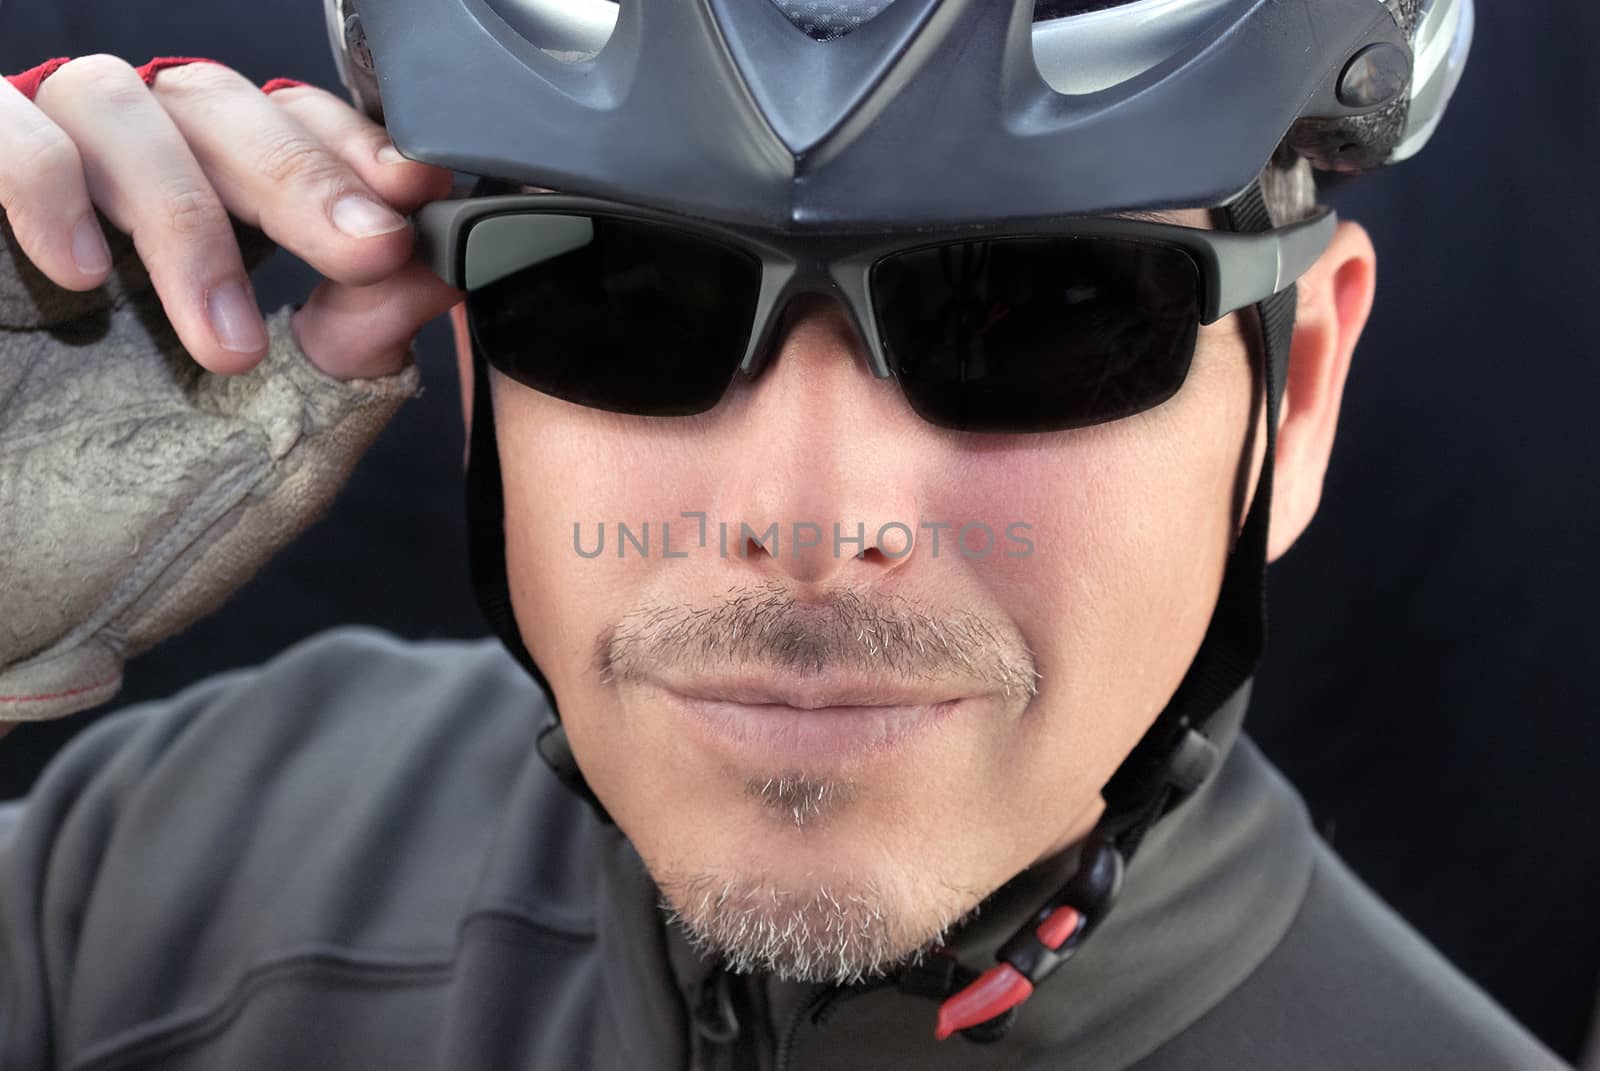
[0,75,114,291]
[34,54,267,374]
[292,258,464,381]
[267,83,454,215]
[149,61,413,289]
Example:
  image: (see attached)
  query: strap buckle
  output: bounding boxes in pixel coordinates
[929,835,1124,1041]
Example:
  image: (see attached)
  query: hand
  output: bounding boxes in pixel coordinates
[0,55,467,721]
[0,54,463,379]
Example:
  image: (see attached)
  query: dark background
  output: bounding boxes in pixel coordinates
[3,1,1597,1061]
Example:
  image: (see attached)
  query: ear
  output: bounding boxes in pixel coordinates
[449,301,473,467]
[1266,219,1378,562]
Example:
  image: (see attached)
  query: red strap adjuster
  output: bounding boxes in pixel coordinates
[932,905,1083,1040]
[929,834,1123,1043]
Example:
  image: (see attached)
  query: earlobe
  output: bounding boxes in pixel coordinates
[1266,220,1378,562]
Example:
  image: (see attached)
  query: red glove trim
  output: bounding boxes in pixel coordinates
[5,56,308,102]
[4,56,72,100]
[134,55,225,85]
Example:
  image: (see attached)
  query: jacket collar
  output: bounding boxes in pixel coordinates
[592,680,1315,1069]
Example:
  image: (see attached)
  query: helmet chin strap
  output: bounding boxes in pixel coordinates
[463,334,613,825]
[462,180,1296,1041]
[915,179,1296,1043]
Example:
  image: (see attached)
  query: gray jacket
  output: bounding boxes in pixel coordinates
[0,627,1571,1070]
[0,198,1570,1070]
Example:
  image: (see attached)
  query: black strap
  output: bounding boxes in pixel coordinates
[465,346,615,824]
[1100,180,1293,857]
[919,181,1298,1046]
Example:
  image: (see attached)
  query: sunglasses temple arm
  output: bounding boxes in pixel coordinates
[1206,208,1339,322]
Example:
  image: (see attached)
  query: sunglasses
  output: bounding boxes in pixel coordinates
[415,192,1336,434]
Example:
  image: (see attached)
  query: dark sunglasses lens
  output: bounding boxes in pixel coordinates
[872,237,1202,433]
[464,213,761,416]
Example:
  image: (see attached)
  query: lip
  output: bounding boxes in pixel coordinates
[661,673,972,710]
[649,674,974,766]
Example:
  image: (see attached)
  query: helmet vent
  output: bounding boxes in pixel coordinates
[768,0,898,42]
[486,0,620,64]
[1030,0,1239,96]
[1034,0,1140,16]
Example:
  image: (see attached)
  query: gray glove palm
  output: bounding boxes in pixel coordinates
[0,211,421,720]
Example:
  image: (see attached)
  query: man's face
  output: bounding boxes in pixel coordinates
[484,206,1267,984]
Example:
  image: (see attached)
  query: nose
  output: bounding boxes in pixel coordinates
[711,294,929,587]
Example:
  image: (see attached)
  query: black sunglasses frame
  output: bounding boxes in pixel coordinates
[414,191,1336,407]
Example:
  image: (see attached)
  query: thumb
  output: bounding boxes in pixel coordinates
[291,259,464,381]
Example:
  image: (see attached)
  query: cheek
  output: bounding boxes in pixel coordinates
[489,379,731,708]
[937,328,1254,815]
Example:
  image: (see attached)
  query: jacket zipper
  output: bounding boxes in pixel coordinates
[702,969,898,1071]
[773,975,905,1071]
[772,984,827,1071]
[693,965,763,1071]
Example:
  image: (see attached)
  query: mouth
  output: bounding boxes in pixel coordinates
[648,673,976,766]
[662,672,974,710]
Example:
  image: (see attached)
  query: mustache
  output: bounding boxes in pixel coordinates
[593,581,1041,700]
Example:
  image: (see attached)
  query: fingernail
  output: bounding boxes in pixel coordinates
[206,277,268,355]
[72,215,112,276]
[332,194,408,238]
[376,143,406,165]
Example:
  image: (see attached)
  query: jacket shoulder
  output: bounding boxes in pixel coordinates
[0,627,597,1064]
[1135,839,1570,1070]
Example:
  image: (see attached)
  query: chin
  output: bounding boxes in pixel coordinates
[648,844,981,985]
